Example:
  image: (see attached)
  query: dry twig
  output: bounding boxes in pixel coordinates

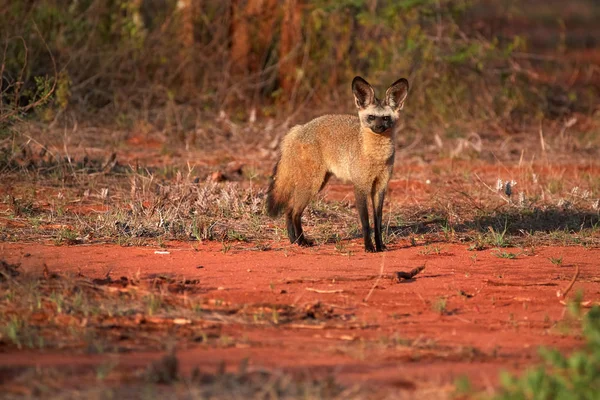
[557,265,580,300]
[305,288,344,294]
[0,23,58,124]
[363,254,385,303]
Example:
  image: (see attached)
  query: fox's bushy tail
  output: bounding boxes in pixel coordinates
[266,160,290,217]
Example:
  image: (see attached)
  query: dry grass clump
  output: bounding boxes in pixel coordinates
[1,133,599,250]
[2,159,599,250]
[0,260,356,354]
[105,177,268,243]
[1,360,357,400]
[0,264,211,353]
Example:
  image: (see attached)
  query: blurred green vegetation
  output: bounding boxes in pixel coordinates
[492,305,600,400]
[0,0,598,133]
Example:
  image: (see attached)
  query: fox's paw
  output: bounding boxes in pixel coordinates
[376,244,387,252]
[297,236,314,247]
[364,243,376,253]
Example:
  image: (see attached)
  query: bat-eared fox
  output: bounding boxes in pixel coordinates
[267,76,409,252]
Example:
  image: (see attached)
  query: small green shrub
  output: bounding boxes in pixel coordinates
[493,306,600,400]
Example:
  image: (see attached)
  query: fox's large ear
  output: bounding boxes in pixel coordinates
[352,76,375,109]
[385,78,409,110]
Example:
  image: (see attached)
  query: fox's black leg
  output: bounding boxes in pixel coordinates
[293,211,313,247]
[355,189,375,252]
[286,211,297,244]
[319,172,332,192]
[372,189,386,252]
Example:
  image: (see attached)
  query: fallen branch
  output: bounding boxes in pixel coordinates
[484,279,557,287]
[363,253,386,303]
[557,265,580,300]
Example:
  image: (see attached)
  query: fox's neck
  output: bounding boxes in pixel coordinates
[360,127,396,162]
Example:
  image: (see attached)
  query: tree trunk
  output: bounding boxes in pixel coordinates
[230,0,251,75]
[177,0,196,94]
[279,0,302,98]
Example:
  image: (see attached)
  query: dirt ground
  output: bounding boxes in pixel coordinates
[1,124,600,397]
[1,234,597,397]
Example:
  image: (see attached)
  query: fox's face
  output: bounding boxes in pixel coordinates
[352,76,409,134]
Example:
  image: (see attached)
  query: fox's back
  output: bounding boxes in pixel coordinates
[282,114,361,181]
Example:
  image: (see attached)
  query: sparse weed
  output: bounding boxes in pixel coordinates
[432,297,448,315]
[468,235,486,251]
[221,241,231,254]
[492,250,519,259]
[420,245,443,256]
[96,359,119,381]
[144,294,163,316]
[226,229,247,242]
[440,219,455,240]
[54,228,79,246]
[549,228,578,246]
[549,256,563,266]
[487,222,510,248]
[3,315,41,349]
[254,242,271,251]
[219,335,234,347]
[7,196,37,217]
[454,375,473,396]
[546,178,564,195]
[4,316,25,349]
[49,291,65,313]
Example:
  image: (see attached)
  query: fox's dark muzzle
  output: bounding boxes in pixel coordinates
[368,115,394,134]
[372,126,390,134]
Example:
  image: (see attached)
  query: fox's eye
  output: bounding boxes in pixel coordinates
[382,116,391,122]
[367,115,376,121]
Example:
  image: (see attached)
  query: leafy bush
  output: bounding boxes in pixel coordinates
[494,306,600,400]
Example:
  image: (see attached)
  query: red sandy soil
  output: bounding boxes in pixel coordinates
[1,240,598,395]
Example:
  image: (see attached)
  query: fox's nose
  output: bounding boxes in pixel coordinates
[377,125,385,131]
